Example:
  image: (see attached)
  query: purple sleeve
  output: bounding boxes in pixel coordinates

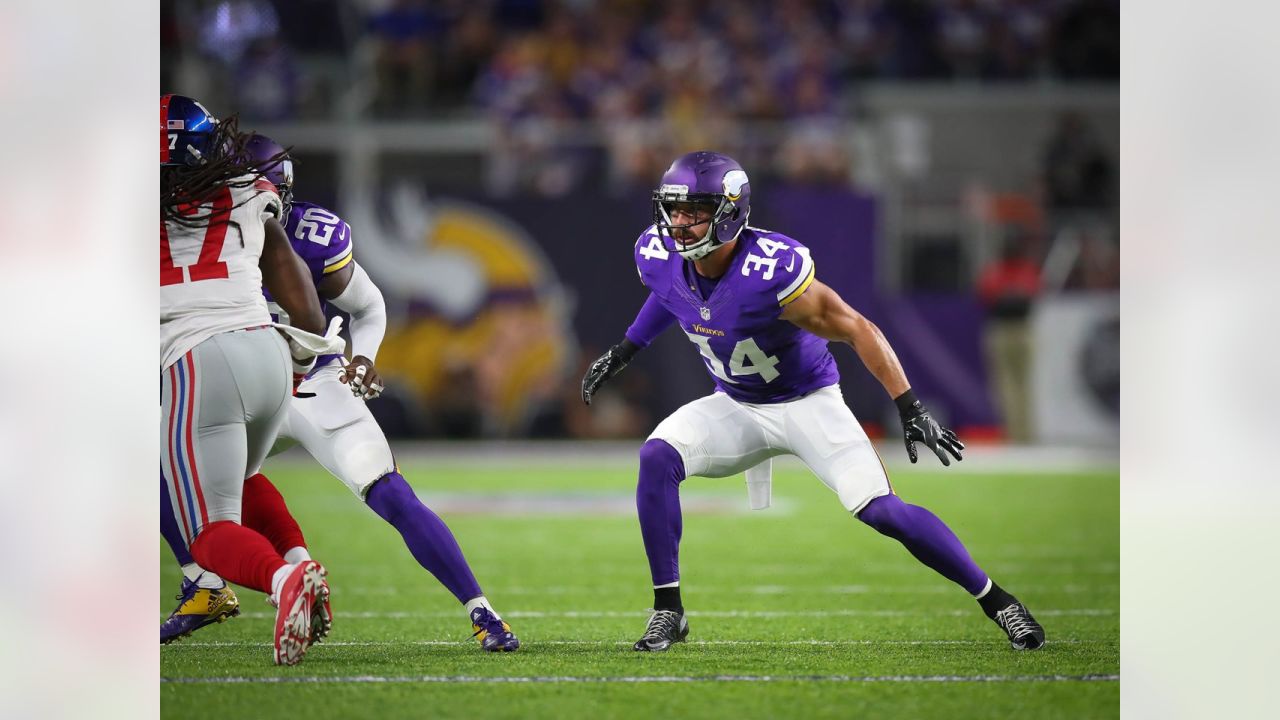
[624,292,677,348]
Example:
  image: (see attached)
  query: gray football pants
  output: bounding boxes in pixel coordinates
[161,327,292,545]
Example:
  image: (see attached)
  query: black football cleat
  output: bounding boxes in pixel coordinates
[992,602,1046,650]
[633,609,689,652]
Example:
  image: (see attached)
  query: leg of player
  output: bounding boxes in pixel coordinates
[857,494,1045,650]
[242,472,312,565]
[633,438,691,651]
[364,471,520,652]
[783,387,1044,650]
[281,363,517,651]
[160,471,239,644]
[164,334,330,665]
[238,471,331,643]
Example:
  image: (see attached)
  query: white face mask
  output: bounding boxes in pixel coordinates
[656,198,722,260]
[668,207,749,261]
[674,232,720,261]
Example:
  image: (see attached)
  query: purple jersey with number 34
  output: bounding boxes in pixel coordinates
[634,224,839,404]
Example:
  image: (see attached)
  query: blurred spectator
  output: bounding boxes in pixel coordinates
[232,36,302,120]
[838,0,893,80]
[435,8,499,106]
[367,0,443,116]
[1050,0,1120,80]
[541,8,584,88]
[982,14,1031,80]
[197,0,280,65]
[775,71,851,186]
[161,0,183,90]
[936,0,991,79]
[165,0,1117,123]
[1066,226,1120,290]
[270,0,349,54]
[880,0,946,79]
[776,120,852,186]
[471,34,548,122]
[977,233,1042,444]
[493,0,548,32]
[1000,0,1053,78]
[1042,111,1114,213]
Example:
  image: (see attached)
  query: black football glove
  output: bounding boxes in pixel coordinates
[581,340,639,405]
[895,390,965,467]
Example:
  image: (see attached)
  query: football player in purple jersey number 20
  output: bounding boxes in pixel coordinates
[582,151,1045,653]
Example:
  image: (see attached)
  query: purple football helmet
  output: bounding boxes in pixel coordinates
[245,133,295,214]
[652,151,751,261]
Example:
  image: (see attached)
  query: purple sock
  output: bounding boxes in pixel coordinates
[636,439,685,586]
[161,471,194,567]
[365,472,484,603]
[857,494,989,595]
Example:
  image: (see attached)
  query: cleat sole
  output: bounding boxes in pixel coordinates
[274,562,330,666]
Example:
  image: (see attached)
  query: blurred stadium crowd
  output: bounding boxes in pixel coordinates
[162,0,1118,118]
[162,0,1118,444]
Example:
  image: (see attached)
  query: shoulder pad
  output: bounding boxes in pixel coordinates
[737,230,816,307]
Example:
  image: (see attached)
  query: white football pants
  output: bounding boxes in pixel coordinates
[161,327,292,544]
[270,361,396,498]
[648,384,892,513]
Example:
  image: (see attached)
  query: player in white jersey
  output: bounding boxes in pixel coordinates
[160,95,337,666]
[160,134,520,652]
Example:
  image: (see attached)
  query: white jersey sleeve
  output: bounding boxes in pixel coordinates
[160,175,283,370]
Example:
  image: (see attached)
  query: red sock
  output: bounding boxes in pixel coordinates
[242,473,308,556]
[189,520,286,593]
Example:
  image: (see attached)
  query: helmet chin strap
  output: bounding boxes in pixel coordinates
[677,234,719,261]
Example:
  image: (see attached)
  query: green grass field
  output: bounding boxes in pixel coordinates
[160,454,1119,719]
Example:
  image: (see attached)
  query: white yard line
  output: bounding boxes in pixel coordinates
[340,583,1119,596]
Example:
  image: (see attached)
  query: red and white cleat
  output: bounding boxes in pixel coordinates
[273,561,330,666]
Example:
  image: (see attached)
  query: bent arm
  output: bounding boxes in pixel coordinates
[260,217,324,334]
[321,262,387,363]
[780,279,910,399]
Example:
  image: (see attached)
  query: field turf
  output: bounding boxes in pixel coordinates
[160,453,1118,719]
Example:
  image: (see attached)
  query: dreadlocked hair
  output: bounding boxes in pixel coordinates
[161,114,292,230]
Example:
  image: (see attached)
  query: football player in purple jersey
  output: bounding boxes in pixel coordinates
[160,135,519,652]
[582,151,1045,652]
